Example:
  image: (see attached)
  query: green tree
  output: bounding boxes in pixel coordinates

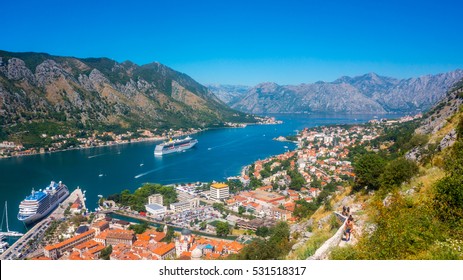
[255,226,270,237]
[238,206,246,215]
[162,226,175,243]
[100,245,113,260]
[231,238,274,260]
[227,179,244,193]
[288,169,305,191]
[231,222,292,260]
[434,135,463,227]
[293,199,319,219]
[212,203,225,212]
[353,153,386,191]
[128,222,149,234]
[268,222,290,248]
[379,158,419,191]
[216,221,231,237]
[199,221,207,230]
[444,141,463,176]
[249,177,263,189]
[156,224,164,232]
[70,214,87,226]
[434,175,463,226]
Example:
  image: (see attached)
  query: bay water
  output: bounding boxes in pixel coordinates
[0,113,403,234]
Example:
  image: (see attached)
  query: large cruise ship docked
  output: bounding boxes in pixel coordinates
[17,181,69,224]
[154,136,198,156]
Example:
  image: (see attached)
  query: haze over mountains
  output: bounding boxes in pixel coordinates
[0,50,254,133]
[208,70,463,114]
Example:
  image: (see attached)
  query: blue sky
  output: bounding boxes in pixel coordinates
[2,0,463,85]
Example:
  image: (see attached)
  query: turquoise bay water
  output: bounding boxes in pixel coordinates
[0,113,403,234]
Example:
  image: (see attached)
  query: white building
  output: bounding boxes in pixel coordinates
[145,203,166,216]
[210,183,229,200]
[148,194,163,205]
[170,198,200,213]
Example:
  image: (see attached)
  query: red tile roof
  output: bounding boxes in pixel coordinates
[45,229,95,251]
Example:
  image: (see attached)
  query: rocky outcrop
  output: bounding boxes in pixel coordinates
[417,79,463,135]
[0,50,252,131]
[439,129,457,150]
[4,58,36,83]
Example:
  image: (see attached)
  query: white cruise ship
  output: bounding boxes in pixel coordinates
[17,181,69,224]
[154,136,198,156]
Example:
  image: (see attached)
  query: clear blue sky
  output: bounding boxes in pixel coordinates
[2,0,463,85]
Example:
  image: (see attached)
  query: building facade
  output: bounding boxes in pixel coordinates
[44,230,96,260]
[210,183,229,200]
[170,198,199,213]
[148,194,163,205]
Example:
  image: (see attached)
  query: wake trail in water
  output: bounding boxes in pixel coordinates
[133,160,184,179]
[207,138,242,150]
[88,153,106,159]
[134,168,159,179]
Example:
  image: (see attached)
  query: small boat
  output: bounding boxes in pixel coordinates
[207,148,212,150]
[284,146,288,149]
[97,195,103,198]
[99,174,103,177]
[140,163,144,167]
[2,202,24,237]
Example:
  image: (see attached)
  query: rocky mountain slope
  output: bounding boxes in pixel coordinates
[417,78,463,135]
[211,71,463,114]
[206,84,250,104]
[0,51,254,135]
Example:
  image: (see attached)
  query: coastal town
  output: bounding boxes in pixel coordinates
[0,114,422,260]
[0,116,281,158]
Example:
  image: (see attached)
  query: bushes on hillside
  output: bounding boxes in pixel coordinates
[230,222,292,260]
[434,127,463,228]
[353,153,386,191]
[379,158,419,191]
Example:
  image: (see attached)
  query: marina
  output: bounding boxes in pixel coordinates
[0,188,85,260]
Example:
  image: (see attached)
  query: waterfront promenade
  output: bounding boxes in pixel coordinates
[0,188,85,260]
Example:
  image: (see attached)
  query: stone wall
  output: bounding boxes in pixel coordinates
[307,212,346,260]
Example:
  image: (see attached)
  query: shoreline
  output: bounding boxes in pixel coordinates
[0,129,204,160]
[0,120,283,160]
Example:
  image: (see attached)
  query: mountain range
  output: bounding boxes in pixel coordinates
[0,50,254,138]
[208,70,463,114]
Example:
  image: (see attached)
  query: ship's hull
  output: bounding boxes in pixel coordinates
[154,139,198,156]
[18,187,69,224]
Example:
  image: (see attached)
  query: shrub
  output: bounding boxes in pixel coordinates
[353,153,386,191]
[379,158,419,191]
